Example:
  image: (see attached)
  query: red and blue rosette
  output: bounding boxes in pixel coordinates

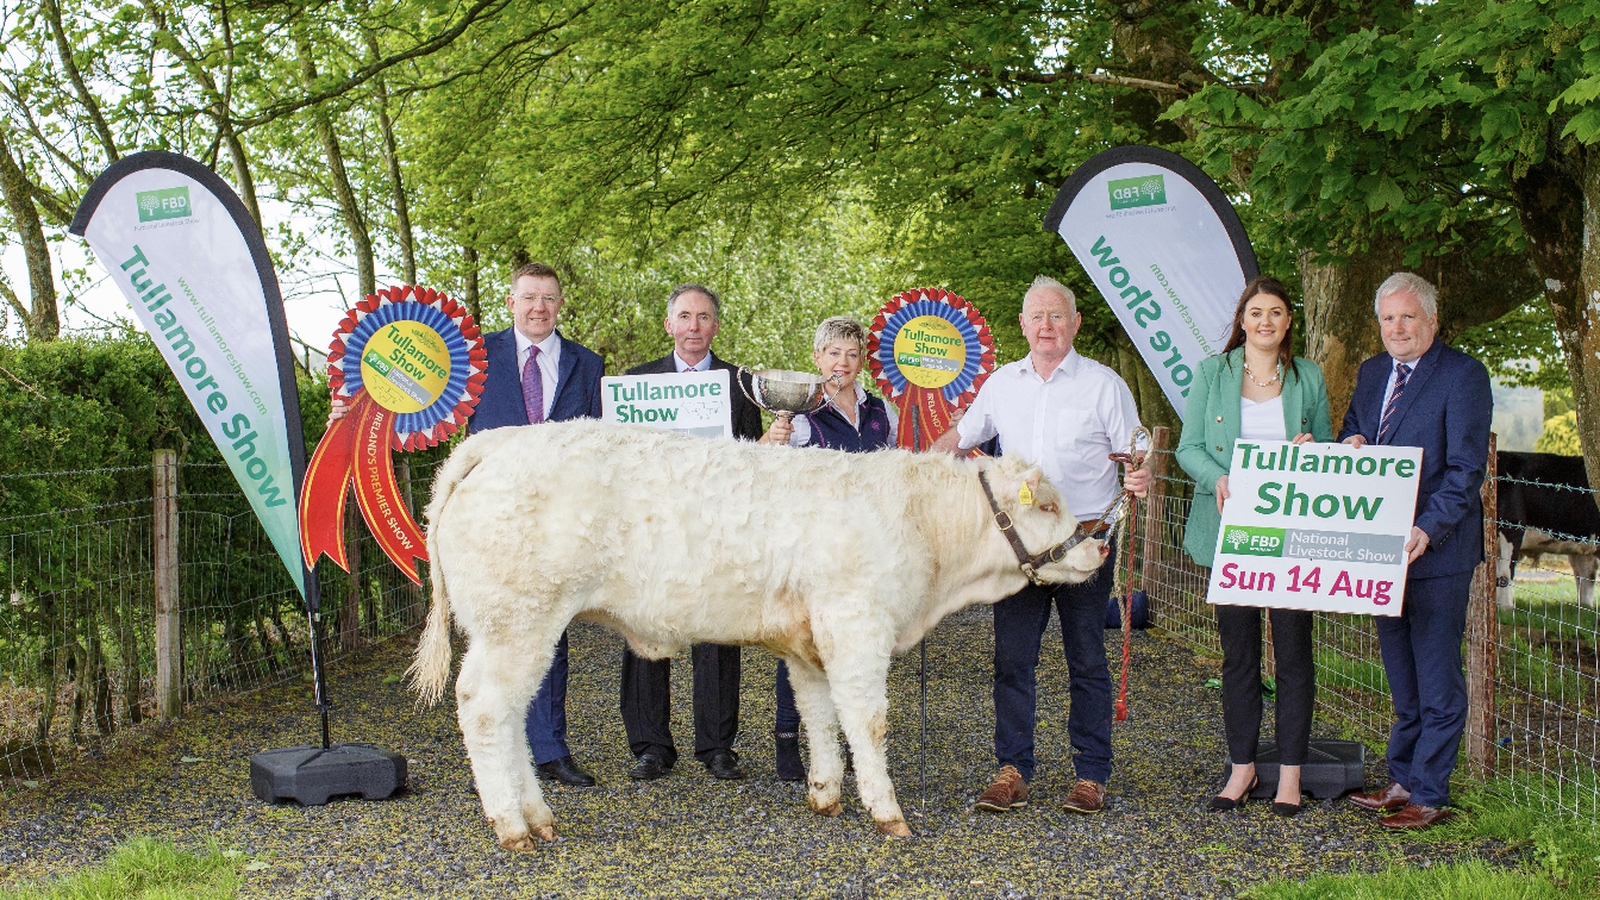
[868,288,995,451]
[299,285,486,584]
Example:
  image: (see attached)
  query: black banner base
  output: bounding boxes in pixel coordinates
[250,743,407,805]
[1243,739,1366,799]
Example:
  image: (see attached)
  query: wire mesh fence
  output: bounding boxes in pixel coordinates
[1136,438,1599,821]
[1,455,441,780]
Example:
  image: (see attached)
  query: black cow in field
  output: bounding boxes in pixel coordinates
[1495,451,1600,608]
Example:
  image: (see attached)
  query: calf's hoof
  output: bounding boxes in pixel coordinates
[533,824,557,842]
[498,834,540,851]
[876,818,913,838]
[808,797,843,817]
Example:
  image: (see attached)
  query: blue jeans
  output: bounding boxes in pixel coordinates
[1376,570,1474,807]
[993,539,1117,784]
[523,630,570,765]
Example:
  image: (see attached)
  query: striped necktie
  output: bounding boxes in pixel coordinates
[522,346,545,424]
[1377,363,1411,444]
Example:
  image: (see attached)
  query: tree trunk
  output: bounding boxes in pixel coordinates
[298,34,376,299]
[1298,248,1395,428]
[368,34,417,283]
[0,128,59,340]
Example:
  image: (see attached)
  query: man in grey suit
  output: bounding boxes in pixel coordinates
[620,283,763,782]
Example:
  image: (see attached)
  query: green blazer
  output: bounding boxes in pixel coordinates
[1175,349,1333,566]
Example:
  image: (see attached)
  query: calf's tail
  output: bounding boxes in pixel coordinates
[408,431,513,706]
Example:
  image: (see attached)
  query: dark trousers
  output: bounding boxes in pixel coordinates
[1215,604,1314,766]
[992,538,1117,784]
[522,630,570,765]
[774,661,801,732]
[620,642,741,767]
[1377,569,1474,808]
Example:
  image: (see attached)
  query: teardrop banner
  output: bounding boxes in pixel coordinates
[70,151,315,605]
[299,286,487,584]
[868,288,996,451]
[1043,145,1258,412]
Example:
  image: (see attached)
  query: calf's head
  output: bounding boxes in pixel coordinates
[982,457,1108,585]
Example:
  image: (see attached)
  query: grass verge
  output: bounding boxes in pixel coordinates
[1244,784,1600,899]
[0,837,240,900]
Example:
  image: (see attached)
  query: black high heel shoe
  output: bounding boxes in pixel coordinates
[1271,790,1304,817]
[1209,775,1258,811]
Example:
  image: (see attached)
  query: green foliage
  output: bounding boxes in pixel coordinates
[1537,411,1582,456]
[1454,300,1568,391]
[1246,785,1600,900]
[0,837,240,900]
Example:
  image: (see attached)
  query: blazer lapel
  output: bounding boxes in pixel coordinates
[490,329,529,426]
[1281,356,1307,438]
[550,332,580,411]
[1380,342,1442,445]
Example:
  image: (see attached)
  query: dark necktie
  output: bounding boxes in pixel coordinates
[522,346,545,424]
[1377,363,1411,444]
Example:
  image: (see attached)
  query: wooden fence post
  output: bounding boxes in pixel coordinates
[152,450,180,721]
[1466,432,1499,778]
[1139,426,1170,594]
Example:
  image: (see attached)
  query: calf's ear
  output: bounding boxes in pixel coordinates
[1022,466,1043,495]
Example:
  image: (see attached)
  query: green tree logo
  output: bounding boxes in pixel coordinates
[135,187,193,223]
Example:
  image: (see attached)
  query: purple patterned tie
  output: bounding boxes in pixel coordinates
[522,346,545,424]
[1377,362,1411,444]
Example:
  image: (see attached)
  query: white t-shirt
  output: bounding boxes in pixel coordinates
[1239,395,1286,442]
[956,350,1143,522]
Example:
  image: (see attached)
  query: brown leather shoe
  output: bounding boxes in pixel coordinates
[975,765,1029,812]
[1348,780,1411,812]
[1379,803,1455,831]
[1062,779,1107,814]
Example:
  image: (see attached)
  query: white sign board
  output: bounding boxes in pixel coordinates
[602,370,733,439]
[1208,440,1423,616]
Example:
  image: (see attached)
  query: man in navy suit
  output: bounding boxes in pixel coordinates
[476,261,606,787]
[620,283,763,783]
[330,261,605,787]
[1339,272,1492,830]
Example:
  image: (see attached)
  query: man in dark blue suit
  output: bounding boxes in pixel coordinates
[332,261,604,786]
[475,261,606,787]
[619,283,764,783]
[1339,272,1492,830]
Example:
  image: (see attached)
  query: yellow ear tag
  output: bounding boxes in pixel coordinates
[1018,483,1034,506]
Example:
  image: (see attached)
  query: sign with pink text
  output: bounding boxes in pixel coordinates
[1207,440,1423,616]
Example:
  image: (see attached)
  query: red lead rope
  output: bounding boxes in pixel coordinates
[1106,438,1148,724]
[1115,494,1137,722]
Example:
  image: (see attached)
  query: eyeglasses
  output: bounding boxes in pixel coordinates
[512,293,562,306]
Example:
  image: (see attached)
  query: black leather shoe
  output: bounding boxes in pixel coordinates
[536,756,596,787]
[704,749,746,781]
[629,751,671,781]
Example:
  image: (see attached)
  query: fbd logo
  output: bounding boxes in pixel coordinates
[1221,525,1284,557]
[1107,174,1166,210]
[136,186,192,222]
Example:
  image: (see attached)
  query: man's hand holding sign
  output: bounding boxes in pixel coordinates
[1208,439,1423,616]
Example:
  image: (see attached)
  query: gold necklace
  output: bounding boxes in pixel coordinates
[1243,361,1282,388]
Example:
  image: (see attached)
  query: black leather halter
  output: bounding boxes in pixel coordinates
[978,470,1108,586]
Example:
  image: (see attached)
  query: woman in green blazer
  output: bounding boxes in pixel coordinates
[1176,276,1333,816]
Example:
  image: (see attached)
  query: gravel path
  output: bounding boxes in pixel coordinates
[0,609,1510,898]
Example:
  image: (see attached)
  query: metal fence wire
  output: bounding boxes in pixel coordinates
[1,439,1596,822]
[1,456,441,781]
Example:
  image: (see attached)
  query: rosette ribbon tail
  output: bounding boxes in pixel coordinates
[896,386,957,452]
[350,395,429,585]
[298,392,366,571]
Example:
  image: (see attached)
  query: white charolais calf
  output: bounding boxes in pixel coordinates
[410,421,1109,849]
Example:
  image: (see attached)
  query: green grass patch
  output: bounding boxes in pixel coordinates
[1314,648,1390,695]
[0,837,241,900]
[1245,783,1600,900]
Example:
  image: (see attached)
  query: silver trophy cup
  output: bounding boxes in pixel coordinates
[738,367,838,421]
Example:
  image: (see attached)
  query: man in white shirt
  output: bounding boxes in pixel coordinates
[935,274,1150,815]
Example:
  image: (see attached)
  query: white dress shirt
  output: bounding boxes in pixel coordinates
[513,329,562,420]
[673,352,713,373]
[956,350,1143,522]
